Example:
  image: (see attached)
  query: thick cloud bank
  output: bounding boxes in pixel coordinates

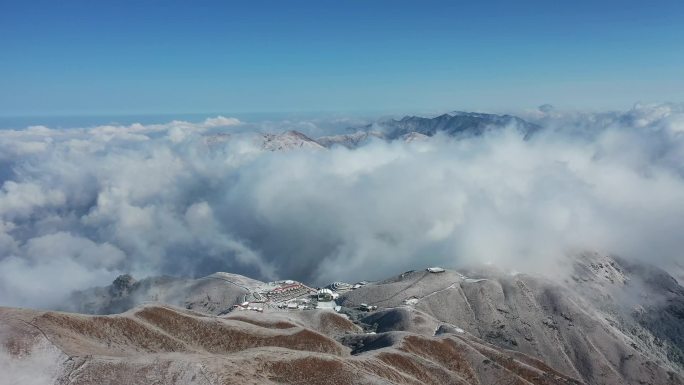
[1,105,683,309]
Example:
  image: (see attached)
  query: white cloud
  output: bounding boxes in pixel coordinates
[0,182,66,220]
[0,109,683,308]
[202,115,241,128]
[0,339,65,385]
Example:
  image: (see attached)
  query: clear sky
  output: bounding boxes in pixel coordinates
[1,0,683,116]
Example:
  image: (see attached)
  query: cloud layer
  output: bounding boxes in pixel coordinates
[0,105,683,309]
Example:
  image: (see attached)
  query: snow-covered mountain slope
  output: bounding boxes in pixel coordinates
[315,131,386,149]
[201,130,325,152]
[54,254,684,385]
[68,272,267,315]
[400,131,430,143]
[340,254,684,385]
[259,130,325,151]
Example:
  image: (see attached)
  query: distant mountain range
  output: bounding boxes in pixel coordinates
[380,112,540,140]
[201,111,542,151]
[315,111,541,149]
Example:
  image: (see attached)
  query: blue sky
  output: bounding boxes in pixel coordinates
[1,0,683,116]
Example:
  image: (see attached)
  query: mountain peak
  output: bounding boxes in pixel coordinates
[260,130,325,151]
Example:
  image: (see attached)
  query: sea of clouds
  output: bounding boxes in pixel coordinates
[0,103,683,309]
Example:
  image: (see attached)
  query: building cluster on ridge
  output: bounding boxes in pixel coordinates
[228,267,446,314]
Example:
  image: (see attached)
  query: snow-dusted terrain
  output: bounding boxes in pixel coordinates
[8,253,678,385]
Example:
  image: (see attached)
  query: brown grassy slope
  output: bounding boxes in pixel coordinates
[1,304,589,385]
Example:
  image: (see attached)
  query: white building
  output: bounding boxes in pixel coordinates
[317,288,334,302]
[427,267,445,273]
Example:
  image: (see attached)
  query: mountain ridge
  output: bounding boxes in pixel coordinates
[314,111,540,148]
[34,253,684,385]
